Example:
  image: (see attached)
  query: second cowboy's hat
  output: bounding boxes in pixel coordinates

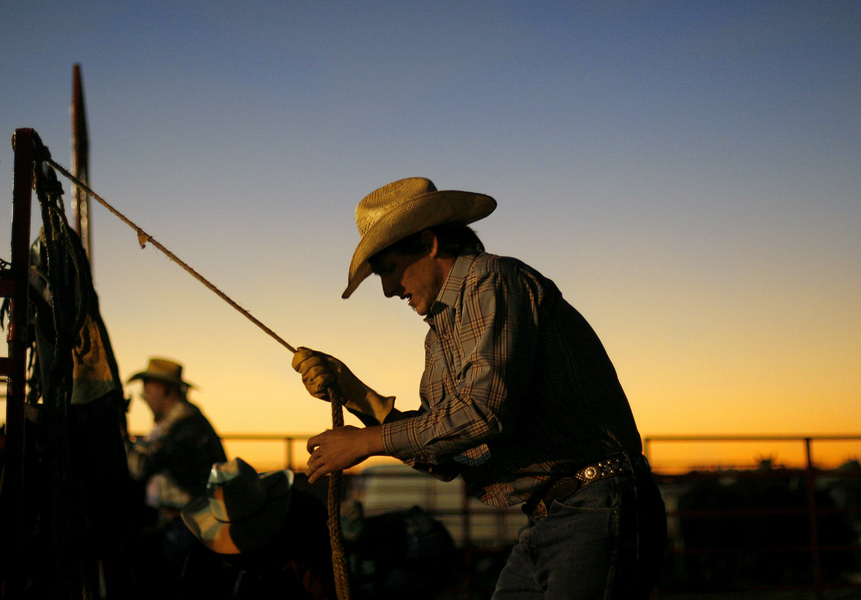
[342,177,496,299]
[181,457,294,554]
[127,357,196,389]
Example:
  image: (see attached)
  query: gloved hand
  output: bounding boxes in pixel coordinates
[292,347,394,424]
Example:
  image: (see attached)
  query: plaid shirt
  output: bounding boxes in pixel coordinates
[381,252,643,507]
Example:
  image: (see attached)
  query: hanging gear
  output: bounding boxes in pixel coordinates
[45,156,354,600]
[1,152,136,598]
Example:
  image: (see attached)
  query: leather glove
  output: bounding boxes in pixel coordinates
[292,347,394,424]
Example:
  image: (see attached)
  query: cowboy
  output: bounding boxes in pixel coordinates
[125,357,227,595]
[180,458,336,599]
[293,177,667,599]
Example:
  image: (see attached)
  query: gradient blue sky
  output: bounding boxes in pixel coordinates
[2,1,859,470]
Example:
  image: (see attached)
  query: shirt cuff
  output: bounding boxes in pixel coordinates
[381,419,428,463]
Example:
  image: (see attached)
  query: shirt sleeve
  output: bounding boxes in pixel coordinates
[382,266,543,464]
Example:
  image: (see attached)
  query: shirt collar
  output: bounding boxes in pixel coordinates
[425,253,480,322]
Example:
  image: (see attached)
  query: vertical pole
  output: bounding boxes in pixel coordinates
[461,478,472,548]
[804,437,823,598]
[1,128,35,599]
[72,64,91,262]
[286,436,294,471]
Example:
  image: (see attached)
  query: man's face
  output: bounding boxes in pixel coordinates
[141,379,169,421]
[371,248,446,316]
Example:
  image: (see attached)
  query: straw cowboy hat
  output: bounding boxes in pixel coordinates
[181,457,294,554]
[127,357,196,389]
[342,177,496,298]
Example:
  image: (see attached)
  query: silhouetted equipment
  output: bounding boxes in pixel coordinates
[1,130,135,599]
[0,128,36,600]
[2,129,355,600]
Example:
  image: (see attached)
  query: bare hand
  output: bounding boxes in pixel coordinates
[305,425,385,484]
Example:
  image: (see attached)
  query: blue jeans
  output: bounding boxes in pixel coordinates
[493,473,667,600]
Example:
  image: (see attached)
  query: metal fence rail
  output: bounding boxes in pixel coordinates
[645,435,861,599]
[208,433,861,598]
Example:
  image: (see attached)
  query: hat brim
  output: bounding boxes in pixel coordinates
[342,190,496,298]
[181,469,293,555]
[126,371,196,389]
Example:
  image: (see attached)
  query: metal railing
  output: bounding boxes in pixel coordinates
[192,433,861,597]
[644,434,861,472]
[644,435,861,598]
[216,432,318,472]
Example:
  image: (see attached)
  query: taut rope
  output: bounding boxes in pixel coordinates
[45,158,297,354]
[45,157,352,600]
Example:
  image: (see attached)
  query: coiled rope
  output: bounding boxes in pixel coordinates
[45,157,352,600]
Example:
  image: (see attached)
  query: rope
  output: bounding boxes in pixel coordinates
[327,387,352,600]
[45,158,297,354]
[44,157,352,600]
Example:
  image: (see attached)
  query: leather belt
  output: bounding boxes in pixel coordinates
[524,454,651,520]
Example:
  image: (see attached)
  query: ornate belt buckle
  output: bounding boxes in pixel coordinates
[582,466,599,481]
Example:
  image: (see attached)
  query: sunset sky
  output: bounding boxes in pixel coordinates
[1,1,859,472]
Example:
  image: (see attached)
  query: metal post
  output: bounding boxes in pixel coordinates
[286,436,294,471]
[1,128,36,599]
[804,437,824,598]
[461,479,472,548]
[71,64,91,260]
